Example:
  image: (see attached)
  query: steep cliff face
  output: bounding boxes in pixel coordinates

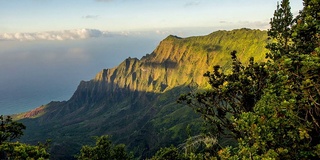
[73,28,268,96]
[16,29,268,159]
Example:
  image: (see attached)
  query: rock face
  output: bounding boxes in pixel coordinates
[16,29,268,159]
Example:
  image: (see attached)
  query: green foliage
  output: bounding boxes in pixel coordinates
[0,115,50,159]
[266,0,320,140]
[226,93,315,159]
[180,0,320,159]
[291,0,320,55]
[76,135,133,160]
[150,144,211,160]
[150,145,183,160]
[179,134,220,160]
[0,141,50,160]
[179,50,268,139]
[0,115,26,144]
[266,0,293,60]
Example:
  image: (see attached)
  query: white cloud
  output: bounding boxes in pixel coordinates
[0,29,111,41]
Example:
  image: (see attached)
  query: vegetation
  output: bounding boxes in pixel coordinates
[76,135,133,160]
[0,115,26,144]
[16,29,267,159]
[179,50,268,140]
[0,115,50,159]
[178,0,320,159]
[8,0,318,159]
[150,145,183,160]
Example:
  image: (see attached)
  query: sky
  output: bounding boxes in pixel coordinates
[0,0,304,115]
[0,0,303,35]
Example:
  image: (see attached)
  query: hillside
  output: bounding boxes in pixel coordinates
[15,28,269,159]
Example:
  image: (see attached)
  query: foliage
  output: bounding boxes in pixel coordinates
[76,135,133,160]
[180,0,320,159]
[178,50,268,139]
[266,0,293,60]
[223,93,316,159]
[181,134,221,160]
[0,115,50,159]
[150,145,184,160]
[0,141,50,160]
[0,115,26,144]
[150,144,209,160]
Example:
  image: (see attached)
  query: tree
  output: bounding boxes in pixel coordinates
[0,115,50,159]
[178,50,268,140]
[180,0,320,159]
[0,141,50,160]
[266,0,293,60]
[221,0,320,159]
[0,115,26,144]
[76,135,133,160]
[266,0,320,148]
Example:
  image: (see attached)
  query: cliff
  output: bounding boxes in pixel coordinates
[15,28,269,159]
[72,28,268,100]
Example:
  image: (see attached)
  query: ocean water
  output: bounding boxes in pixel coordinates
[0,84,74,115]
[0,34,163,115]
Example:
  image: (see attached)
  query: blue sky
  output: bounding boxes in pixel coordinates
[0,0,303,34]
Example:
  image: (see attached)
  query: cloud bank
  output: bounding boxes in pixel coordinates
[0,29,111,41]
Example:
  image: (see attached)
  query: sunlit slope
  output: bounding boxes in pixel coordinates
[89,28,268,94]
[16,28,268,159]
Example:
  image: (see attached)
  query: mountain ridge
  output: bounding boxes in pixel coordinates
[85,28,268,93]
[14,28,269,159]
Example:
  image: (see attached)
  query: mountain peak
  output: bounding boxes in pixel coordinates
[164,35,182,40]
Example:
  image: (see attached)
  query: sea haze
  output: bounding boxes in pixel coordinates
[0,33,164,115]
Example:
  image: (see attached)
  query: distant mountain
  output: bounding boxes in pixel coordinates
[14,28,268,159]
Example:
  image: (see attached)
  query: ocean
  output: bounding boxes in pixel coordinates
[0,34,163,115]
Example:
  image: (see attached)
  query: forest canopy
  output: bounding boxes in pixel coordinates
[178,0,320,159]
